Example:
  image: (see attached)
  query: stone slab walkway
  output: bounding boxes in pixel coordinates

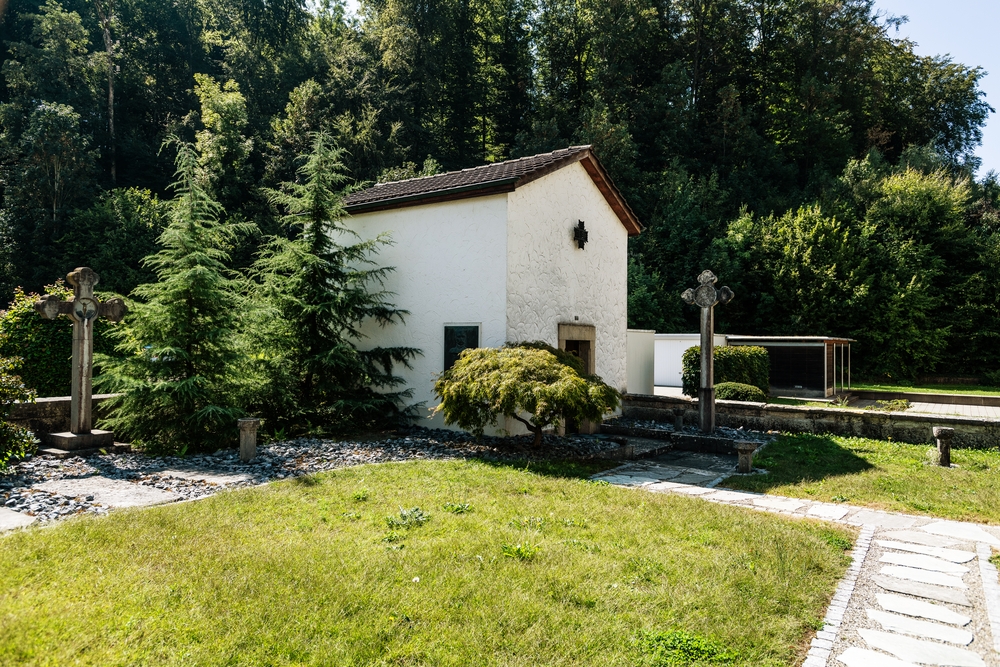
[593,457,1000,667]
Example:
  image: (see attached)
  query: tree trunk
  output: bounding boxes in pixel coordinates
[532,426,543,448]
[95,0,116,184]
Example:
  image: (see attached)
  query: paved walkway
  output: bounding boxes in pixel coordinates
[593,455,1000,667]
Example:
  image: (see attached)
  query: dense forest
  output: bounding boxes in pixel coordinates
[0,0,997,381]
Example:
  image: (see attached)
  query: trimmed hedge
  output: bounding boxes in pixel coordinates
[682,345,769,397]
[0,283,118,397]
[715,382,767,402]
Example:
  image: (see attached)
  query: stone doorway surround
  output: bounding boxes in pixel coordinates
[559,323,598,434]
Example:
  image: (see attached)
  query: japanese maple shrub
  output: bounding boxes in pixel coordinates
[433,344,620,447]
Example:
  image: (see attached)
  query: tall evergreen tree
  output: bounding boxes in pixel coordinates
[96,140,249,453]
[247,132,418,433]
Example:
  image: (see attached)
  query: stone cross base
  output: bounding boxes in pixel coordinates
[41,430,115,451]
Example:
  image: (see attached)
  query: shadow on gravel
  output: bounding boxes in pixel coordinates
[723,433,874,492]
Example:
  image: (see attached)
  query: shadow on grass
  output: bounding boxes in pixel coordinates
[725,433,874,492]
[474,457,617,481]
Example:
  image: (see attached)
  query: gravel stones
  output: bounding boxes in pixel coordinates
[0,427,627,527]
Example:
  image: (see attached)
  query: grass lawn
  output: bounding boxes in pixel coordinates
[723,434,1000,524]
[851,382,1000,396]
[0,459,853,666]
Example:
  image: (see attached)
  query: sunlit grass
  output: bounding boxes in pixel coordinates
[852,383,1000,397]
[0,459,851,666]
[724,434,1000,524]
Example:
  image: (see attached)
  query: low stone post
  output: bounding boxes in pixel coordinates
[735,440,757,474]
[933,427,954,467]
[238,418,261,462]
[672,407,685,432]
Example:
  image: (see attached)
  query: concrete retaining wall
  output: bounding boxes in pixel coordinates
[622,394,1000,448]
[8,394,117,434]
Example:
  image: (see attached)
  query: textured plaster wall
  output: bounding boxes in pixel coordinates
[505,161,629,393]
[346,195,509,426]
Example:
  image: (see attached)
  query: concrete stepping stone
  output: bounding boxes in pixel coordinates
[34,476,181,508]
[876,540,976,563]
[597,474,658,487]
[645,481,687,493]
[921,521,1000,547]
[670,472,718,485]
[159,467,251,485]
[836,647,918,666]
[752,496,806,512]
[847,510,917,529]
[881,530,962,548]
[704,490,753,503]
[879,552,970,575]
[873,575,971,606]
[669,485,715,495]
[865,609,974,645]
[858,629,985,667]
[876,593,972,626]
[808,503,850,521]
[0,507,35,531]
[879,565,966,589]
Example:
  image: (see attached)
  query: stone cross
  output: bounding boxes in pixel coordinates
[35,267,126,449]
[681,270,734,433]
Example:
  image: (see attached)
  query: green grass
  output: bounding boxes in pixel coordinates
[723,434,1000,524]
[0,459,852,666]
[852,382,1000,397]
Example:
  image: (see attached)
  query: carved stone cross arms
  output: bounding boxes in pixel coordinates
[681,270,734,309]
[35,267,127,323]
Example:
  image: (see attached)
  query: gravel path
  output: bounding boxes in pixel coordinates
[594,457,1000,667]
[0,428,625,527]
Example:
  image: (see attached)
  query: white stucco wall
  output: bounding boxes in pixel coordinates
[346,195,509,426]
[505,161,629,392]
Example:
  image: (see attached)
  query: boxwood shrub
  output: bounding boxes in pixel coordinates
[715,382,767,402]
[682,345,769,397]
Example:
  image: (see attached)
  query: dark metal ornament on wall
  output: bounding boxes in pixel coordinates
[574,220,589,249]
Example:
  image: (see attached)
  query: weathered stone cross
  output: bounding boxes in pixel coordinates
[35,267,126,449]
[681,270,734,433]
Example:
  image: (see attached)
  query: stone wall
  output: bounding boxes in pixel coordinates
[8,395,117,434]
[622,394,1000,448]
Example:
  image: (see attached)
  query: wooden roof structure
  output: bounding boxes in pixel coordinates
[343,146,643,236]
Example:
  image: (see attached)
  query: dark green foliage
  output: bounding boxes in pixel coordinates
[59,188,168,295]
[715,382,767,403]
[0,283,117,397]
[434,347,620,447]
[682,346,769,398]
[246,133,418,434]
[0,356,37,469]
[95,141,248,453]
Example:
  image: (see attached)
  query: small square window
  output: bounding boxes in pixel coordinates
[444,325,479,370]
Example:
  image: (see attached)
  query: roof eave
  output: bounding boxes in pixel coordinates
[344,177,519,214]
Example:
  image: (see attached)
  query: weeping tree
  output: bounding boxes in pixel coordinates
[433,344,620,447]
[96,140,249,453]
[246,132,418,433]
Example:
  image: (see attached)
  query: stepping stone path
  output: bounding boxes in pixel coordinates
[592,455,1000,667]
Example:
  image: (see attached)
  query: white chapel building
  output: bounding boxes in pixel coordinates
[343,145,643,428]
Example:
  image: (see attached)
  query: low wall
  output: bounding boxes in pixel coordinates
[622,394,1000,448]
[8,394,117,434]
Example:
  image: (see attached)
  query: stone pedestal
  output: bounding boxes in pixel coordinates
[736,440,757,474]
[933,426,954,467]
[672,407,685,432]
[239,418,261,462]
[41,430,115,450]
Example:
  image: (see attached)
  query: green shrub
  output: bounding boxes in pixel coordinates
[0,356,36,469]
[0,283,118,397]
[715,382,766,402]
[682,345,769,397]
[433,347,620,447]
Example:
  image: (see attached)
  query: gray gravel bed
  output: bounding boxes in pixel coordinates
[0,428,625,524]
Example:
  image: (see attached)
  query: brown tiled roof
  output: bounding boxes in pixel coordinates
[344,146,642,235]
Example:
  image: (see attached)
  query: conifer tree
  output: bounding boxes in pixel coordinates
[247,132,417,432]
[96,140,249,453]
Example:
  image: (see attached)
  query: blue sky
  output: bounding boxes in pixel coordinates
[342,0,996,175]
[874,0,997,175]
